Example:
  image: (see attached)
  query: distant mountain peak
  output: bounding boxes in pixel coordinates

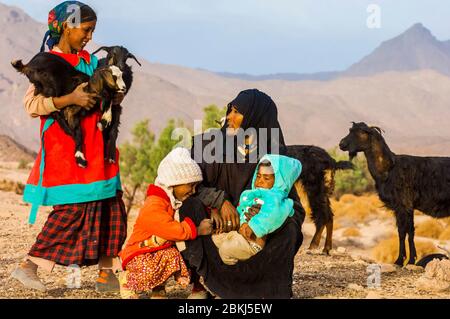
[400,22,435,42]
[344,23,450,77]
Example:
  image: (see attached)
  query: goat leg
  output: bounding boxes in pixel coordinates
[106,105,122,164]
[407,212,417,265]
[73,118,87,168]
[52,112,74,137]
[394,212,408,266]
[323,218,333,255]
[98,101,113,132]
[309,224,325,250]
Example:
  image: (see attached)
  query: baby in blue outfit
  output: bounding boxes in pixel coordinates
[212,154,302,265]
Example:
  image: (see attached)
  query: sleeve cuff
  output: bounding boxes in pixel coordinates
[184,217,197,239]
[44,97,59,112]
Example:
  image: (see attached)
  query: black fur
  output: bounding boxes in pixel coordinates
[286,145,354,253]
[340,122,450,266]
[416,253,449,268]
[93,46,141,163]
[12,53,95,167]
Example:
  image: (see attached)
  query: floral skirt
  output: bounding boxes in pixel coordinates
[124,247,190,292]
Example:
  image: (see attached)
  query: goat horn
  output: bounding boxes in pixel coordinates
[92,46,112,55]
[370,126,385,135]
[127,53,142,66]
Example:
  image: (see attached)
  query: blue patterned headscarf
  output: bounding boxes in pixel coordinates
[40,1,97,52]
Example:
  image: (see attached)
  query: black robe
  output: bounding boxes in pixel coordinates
[181,89,305,298]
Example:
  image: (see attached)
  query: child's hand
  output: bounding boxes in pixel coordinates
[197,219,213,236]
[239,223,256,241]
[244,205,261,222]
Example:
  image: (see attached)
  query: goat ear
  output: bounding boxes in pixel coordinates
[127,53,142,66]
[92,46,112,55]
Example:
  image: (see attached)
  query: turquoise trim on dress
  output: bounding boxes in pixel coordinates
[28,118,54,224]
[24,174,122,207]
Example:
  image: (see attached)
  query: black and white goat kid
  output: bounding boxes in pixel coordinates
[12,52,126,167]
[92,46,141,163]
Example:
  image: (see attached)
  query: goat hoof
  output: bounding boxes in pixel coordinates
[77,160,88,168]
[394,259,405,267]
[75,152,88,168]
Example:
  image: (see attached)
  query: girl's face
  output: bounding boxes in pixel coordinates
[226,106,244,132]
[173,182,199,202]
[64,20,96,52]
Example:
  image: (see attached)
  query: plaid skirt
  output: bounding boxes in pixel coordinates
[28,192,127,267]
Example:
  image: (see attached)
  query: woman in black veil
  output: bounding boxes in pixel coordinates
[180,89,305,299]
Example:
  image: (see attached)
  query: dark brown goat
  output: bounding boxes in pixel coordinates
[11,52,126,167]
[286,145,353,254]
[339,122,450,266]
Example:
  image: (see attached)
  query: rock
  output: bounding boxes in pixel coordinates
[405,264,423,272]
[337,247,347,254]
[415,258,450,292]
[353,259,368,266]
[380,264,397,273]
[416,277,450,292]
[306,249,323,255]
[347,283,365,291]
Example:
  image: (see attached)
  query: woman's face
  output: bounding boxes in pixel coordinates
[65,20,96,52]
[226,106,244,132]
[173,182,199,202]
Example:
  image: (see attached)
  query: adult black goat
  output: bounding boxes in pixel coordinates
[12,52,126,167]
[286,145,353,254]
[92,46,141,163]
[339,122,450,266]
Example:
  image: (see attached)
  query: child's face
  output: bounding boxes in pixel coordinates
[173,182,199,201]
[254,166,275,189]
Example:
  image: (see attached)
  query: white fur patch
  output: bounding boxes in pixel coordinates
[102,107,113,125]
[75,151,86,161]
[109,65,126,92]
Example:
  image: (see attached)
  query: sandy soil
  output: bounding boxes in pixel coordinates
[0,163,449,299]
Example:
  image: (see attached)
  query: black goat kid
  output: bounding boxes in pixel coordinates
[12,52,126,167]
[340,122,450,266]
[286,145,353,254]
[92,46,141,163]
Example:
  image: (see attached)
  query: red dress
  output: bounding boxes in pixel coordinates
[27,50,127,266]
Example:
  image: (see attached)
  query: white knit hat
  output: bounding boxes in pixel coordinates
[156,147,203,187]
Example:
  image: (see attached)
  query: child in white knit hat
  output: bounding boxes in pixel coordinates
[118,148,213,299]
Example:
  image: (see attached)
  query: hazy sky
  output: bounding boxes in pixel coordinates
[3,0,450,74]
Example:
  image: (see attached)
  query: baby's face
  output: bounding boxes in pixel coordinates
[254,167,275,189]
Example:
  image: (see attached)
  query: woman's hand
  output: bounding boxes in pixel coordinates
[197,219,213,236]
[210,208,224,234]
[69,82,99,110]
[220,200,240,232]
[112,92,125,105]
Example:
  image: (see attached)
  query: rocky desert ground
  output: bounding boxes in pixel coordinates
[0,160,449,299]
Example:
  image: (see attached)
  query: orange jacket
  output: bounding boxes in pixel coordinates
[119,185,197,269]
